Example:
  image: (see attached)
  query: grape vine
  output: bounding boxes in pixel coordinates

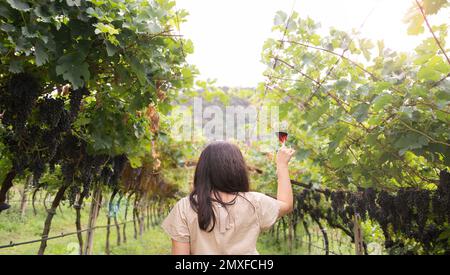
[260,0,450,254]
[0,0,195,254]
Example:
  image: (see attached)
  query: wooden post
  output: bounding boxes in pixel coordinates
[20,175,33,218]
[302,221,312,254]
[38,184,69,255]
[74,192,85,255]
[133,196,138,240]
[0,170,16,212]
[353,214,364,255]
[123,193,133,244]
[287,215,293,254]
[84,186,102,255]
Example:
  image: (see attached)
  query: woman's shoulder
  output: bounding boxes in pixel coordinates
[243,191,279,206]
[177,196,191,206]
[242,191,274,201]
[239,192,280,229]
[240,191,276,207]
[171,196,191,212]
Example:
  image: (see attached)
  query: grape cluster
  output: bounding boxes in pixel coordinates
[294,170,450,254]
[363,188,377,218]
[69,87,89,121]
[0,73,90,190]
[100,164,114,187]
[38,97,65,128]
[79,153,109,198]
[0,73,41,131]
[31,156,45,186]
[106,154,127,189]
[436,170,450,222]
[68,184,80,206]
[415,190,430,233]
[99,156,125,189]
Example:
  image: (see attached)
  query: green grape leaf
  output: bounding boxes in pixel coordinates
[335,79,350,91]
[304,102,329,123]
[411,86,428,98]
[105,41,118,57]
[0,4,12,20]
[35,40,49,66]
[183,39,195,54]
[0,23,15,32]
[56,52,90,88]
[158,101,172,115]
[406,14,425,35]
[126,55,147,85]
[95,23,120,35]
[21,26,38,38]
[287,19,297,31]
[66,0,81,7]
[295,148,311,161]
[423,0,448,14]
[328,125,349,153]
[418,66,443,82]
[372,93,394,112]
[128,155,143,168]
[435,89,450,102]
[351,103,370,122]
[274,11,287,26]
[330,153,349,169]
[6,0,30,11]
[9,59,23,73]
[359,39,374,61]
[393,132,429,155]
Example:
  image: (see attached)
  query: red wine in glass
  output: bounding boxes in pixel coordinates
[276,131,288,145]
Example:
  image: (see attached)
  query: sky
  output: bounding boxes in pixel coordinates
[175,0,433,88]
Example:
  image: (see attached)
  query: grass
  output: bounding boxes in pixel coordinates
[257,226,355,255]
[0,197,355,255]
[0,201,172,255]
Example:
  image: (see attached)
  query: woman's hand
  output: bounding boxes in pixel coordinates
[275,146,295,217]
[276,146,295,168]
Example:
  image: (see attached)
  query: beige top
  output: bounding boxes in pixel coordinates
[161,192,280,255]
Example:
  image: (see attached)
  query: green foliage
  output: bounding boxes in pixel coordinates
[261,5,450,191]
[0,140,12,183]
[0,0,197,170]
[404,0,449,35]
[257,2,450,255]
[0,2,197,254]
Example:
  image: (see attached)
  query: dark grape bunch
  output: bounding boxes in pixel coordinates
[0,73,90,191]
[38,96,65,128]
[69,87,90,121]
[0,73,41,132]
[57,134,113,206]
[111,155,127,188]
[80,154,109,198]
[68,184,80,206]
[97,155,128,199]
[294,170,450,255]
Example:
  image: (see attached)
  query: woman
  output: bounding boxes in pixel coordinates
[162,141,295,255]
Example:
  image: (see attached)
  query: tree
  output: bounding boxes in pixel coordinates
[0,0,196,254]
[259,0,449,254]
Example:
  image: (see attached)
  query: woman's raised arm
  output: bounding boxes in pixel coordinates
[275,146,295,217]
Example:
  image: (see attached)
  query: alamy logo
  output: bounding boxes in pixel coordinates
[170,97,283,145]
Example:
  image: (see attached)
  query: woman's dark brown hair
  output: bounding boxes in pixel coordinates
[189,141,249,232]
